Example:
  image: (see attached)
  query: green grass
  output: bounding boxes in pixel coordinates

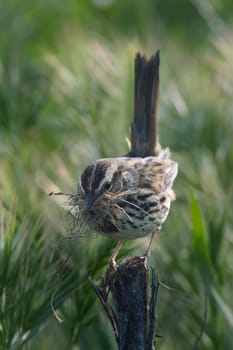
[1,1,233,349]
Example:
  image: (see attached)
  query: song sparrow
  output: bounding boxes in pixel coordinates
[70,51,178,252]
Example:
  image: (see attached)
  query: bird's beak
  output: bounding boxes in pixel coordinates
[86,192,95,210]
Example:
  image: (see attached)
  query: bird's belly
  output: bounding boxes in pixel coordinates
[99,223,158,240]
[84,193,171,240]
[98,208,169,240]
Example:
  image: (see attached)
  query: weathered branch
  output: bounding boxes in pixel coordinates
[91,256,159,350]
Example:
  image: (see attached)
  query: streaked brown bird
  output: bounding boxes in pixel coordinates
[72,51,178,260]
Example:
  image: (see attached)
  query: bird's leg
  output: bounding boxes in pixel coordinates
[102,240,123,290]
[108,240,123,269]
[144,229,159,257]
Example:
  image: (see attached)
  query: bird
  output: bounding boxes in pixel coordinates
[70,51,178,262]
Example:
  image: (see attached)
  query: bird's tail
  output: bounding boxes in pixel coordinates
[128,51,160,157]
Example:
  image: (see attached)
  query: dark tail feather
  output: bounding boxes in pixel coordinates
[128,51,160,157]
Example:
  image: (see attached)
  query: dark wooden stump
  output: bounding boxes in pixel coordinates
[91,256,159,350]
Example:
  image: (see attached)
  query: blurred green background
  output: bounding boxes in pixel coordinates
[1,0,233,349]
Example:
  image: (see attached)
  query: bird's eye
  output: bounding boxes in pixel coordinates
[103,181,111,191]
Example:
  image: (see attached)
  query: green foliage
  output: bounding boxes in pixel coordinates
[190,192,214,283]
[1,0,233,349]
